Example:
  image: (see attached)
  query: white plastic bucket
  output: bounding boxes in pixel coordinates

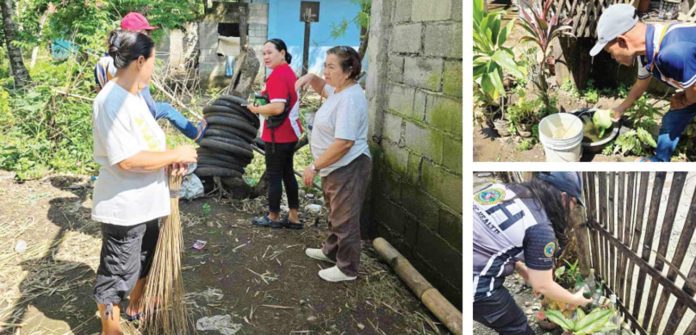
[539,113,584,162]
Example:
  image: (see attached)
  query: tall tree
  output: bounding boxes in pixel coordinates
[1,0,30,87]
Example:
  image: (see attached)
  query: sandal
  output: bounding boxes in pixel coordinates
[283,216,304,230]
[251,214,284,228]
[124,311,143,322]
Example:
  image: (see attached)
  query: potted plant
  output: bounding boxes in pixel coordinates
[473,0,526,135]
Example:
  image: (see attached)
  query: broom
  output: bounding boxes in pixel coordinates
[140,173,192,334]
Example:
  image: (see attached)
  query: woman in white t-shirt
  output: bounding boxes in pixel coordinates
[295,46,372,282]
[91,30,197,334]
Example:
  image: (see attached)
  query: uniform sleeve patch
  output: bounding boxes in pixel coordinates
[543,241,556,258]
[474,188,506,205]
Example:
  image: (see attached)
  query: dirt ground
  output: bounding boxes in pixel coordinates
[0,169,450,335]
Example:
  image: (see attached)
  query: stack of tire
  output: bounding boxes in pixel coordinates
[195,95,260,180]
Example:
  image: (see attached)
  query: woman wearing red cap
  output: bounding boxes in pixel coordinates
[94,12,207,141]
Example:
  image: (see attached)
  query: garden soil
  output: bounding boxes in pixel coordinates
[0,169,450,335]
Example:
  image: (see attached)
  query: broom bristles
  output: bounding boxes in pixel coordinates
[141,174,192,334]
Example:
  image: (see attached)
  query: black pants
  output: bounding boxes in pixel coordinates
[94,219,160,306]
[474,287,535,335]
[264,141,299,213]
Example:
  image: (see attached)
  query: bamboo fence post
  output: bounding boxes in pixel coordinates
[643,172,685,331]
[373,238,462,335]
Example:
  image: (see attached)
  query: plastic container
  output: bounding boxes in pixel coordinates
[539,113,584,162]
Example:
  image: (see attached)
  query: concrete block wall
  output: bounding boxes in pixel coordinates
[366,0,462,306]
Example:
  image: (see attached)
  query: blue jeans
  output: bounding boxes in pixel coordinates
[141,87,200,140]
[653,104,696,162]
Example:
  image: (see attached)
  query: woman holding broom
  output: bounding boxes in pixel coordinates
[91,29,196,334]
[296,46,371,282]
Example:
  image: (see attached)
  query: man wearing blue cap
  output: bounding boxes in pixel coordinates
[473,172,591,334]
[591,4,696,162]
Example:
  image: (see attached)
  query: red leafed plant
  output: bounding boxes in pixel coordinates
[517,0,574,111]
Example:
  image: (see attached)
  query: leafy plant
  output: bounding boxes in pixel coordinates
[606,96,659,156]
[545,308,619,335]
[201,203,212,217]
[517,138,534,151]
[330,0,371,59]
[517,0,574,111]
[473,0,526,112]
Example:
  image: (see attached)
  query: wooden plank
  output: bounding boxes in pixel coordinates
[632,172,666,321]
[653,178,696,334]
[625,172,650,314]
[588,173,601,273]
[608,172,616,292]
[663,257,696,334]
[612,172,626,297]
[616,172,629,305]
[598,172,608,281]
[593,226,696,314]
[645,172,686,333]
[620,172,636,306]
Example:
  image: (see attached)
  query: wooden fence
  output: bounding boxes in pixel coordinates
[581,172,696,334]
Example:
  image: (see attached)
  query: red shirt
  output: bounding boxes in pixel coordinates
[261,64,303,143]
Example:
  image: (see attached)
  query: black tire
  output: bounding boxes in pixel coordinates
[212,98,260,127]
[203,128,250,142]
[198,156,245,173]
[205,115,258,137]
[195,166,243,178]
[198,149,246,165]
[206,135,251,151]
[206,125,256,142]
[199,138,254,160]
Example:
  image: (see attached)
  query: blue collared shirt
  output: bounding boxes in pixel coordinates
[638,23,696,89]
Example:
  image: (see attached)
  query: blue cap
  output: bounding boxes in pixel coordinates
[590,4,639,56]
[536,172,586,207]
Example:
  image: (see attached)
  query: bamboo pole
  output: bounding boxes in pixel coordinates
[373,237,462,335]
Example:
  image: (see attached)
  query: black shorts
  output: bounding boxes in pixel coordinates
[473,287,535,335]
[93,219,160,305]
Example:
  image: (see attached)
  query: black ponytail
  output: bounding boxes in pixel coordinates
[265,38,292,64]
[107,30,155,69]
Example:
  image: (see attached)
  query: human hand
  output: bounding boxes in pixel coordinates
[303,166,316,188]
[169,162,189,176]
[247,103,260,114]
[608,107,623,121]
[571,288,593,308]
[174,145,197,163]
[295,74,314,91]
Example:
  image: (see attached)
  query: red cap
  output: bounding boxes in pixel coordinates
[120,12,157,31]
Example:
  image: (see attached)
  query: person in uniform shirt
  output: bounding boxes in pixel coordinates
[592,4,696,162]
[473,172,592,334]
[94,12,206,142]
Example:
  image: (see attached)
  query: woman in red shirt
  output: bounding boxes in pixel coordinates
[248,39,303,229]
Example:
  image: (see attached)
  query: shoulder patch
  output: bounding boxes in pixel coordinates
[543,241,556,258]
[475,188,506,205]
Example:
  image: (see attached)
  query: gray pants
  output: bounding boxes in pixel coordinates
[321,155,371,277]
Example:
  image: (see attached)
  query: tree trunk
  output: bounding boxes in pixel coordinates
[1,0,31,88]
[358,24,369,61]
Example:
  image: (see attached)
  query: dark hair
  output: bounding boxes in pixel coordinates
[326,46,362,80]
[512,178,571,249]
[107,30,155,69]
[265,38,292,64]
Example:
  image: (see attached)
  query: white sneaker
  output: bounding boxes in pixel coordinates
[318,265,357,282]
[305,248,336,263]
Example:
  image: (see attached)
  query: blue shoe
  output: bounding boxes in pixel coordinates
[251,214,283,229]
[194,119,208,143]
